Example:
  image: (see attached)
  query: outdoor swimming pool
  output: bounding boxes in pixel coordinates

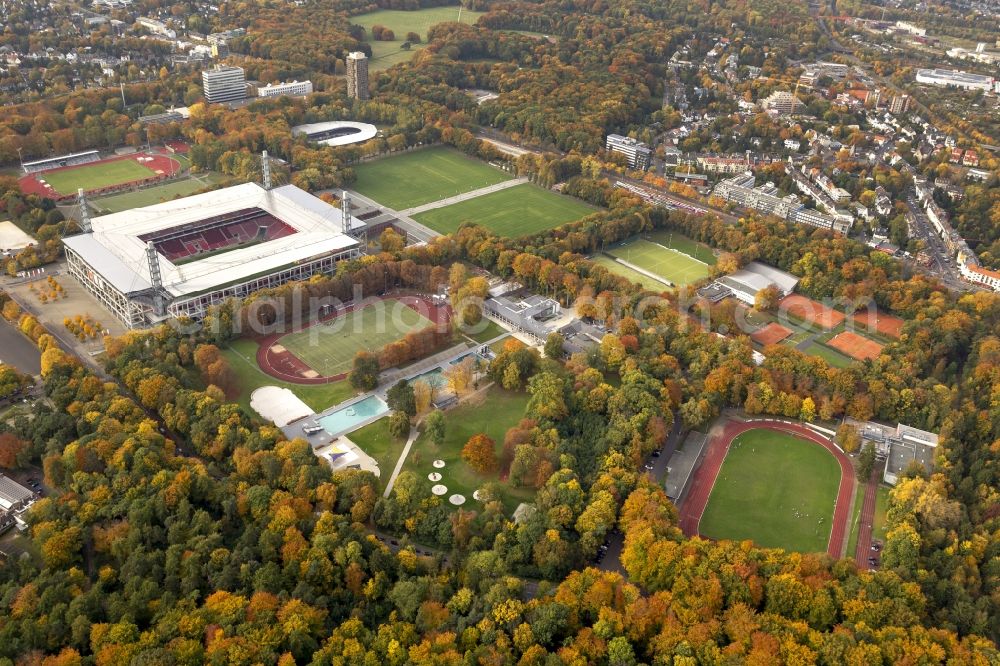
[410,368,446,388]
[318,396,388,434]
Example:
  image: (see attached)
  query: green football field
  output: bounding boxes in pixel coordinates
[93,178,211,213]
[607,238,711,286]
[413,183,594,237]
[352,146,510,210]
[700,429,842,553]
[589,254,671,291]
[278,301,433,376]
[40,159,156,195]
[646,230,717,265]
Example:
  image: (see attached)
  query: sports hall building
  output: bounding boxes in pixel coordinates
[63,183,363,328]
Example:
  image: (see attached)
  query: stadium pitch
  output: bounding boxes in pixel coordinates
[413,183,594,237]
[699,428,843,553]
[276,301,433,377]
[352,146,511,210]
[39,159,156,195]
[607,237,711,286]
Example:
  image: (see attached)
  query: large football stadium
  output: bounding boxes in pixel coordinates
[63,183,364,329]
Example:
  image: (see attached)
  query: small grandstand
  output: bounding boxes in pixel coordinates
[21,150,100,174]
[63,182,365,329]
[292,121,378,147]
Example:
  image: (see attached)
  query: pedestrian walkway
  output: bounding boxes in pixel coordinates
[398,177,529,216]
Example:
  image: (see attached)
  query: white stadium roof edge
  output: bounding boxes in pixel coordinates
[63,182,362,300]
[291,121,379,147]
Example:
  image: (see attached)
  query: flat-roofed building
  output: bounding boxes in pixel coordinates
[606,134,652,170]
[346,52,370,100]
[202,65,246,104]
[915,68,993,91]
[255,80,313,98]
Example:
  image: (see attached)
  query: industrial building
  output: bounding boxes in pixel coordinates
[63,178,364,328]
[605,134,652,170]
[915,68,994,91]
[346,52,370,100]
[202,65,246,104]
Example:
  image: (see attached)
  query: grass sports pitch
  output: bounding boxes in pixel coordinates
[40,159,156,195]
[413,183,594,237]
[277,301,433,377]
[589,254,671,291]
[699,428,842,553]
[607,237,711,286]
[352,146,510,210]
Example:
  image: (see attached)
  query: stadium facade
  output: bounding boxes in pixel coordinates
[291,121,378,147]
[63,183,363,328]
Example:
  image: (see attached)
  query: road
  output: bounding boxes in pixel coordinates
[599,412,683,574]
[902,192,971,292]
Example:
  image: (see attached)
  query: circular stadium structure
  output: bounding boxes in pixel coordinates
[292,121,378,147]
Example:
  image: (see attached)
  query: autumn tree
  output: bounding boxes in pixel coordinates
[754,284,781,312]
[349,352,380,391]
[461,433,497,474]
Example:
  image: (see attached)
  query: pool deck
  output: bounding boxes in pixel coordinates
[277,332,507,446]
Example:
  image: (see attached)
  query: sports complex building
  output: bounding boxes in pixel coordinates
[63,182,364,328]
[292,121,378,147]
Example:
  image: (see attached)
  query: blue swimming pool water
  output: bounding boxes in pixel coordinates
[318,396,388,434]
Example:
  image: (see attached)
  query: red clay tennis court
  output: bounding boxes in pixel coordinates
[779,294,845,330]
[827,331,884,361]
[851,307,904,339]
[750,322,793,346]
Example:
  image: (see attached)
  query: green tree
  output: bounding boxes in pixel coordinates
[349,352,380,391]
[386,380,416,416]
[424,410,445,447]
[388,410,410,439]
[544,332,565,359]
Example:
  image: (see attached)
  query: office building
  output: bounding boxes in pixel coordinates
[605,134,652,170]
[255,80,313,98]
[202,65,246,104]
[346,52,370,100]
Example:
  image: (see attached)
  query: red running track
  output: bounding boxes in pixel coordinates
[678,418,856,559]
[255,294,451,385]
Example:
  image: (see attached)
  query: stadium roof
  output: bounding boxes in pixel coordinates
[63,183,360,299]
[291,121,378,147]
[722,261,800,296]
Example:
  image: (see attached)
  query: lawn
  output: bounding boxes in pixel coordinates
[461,318,508,344]
[41,159,155,195]
[348,417,409,490]
[222,338,356,414]
[351,7,485,70]
[607,238,711,286]
[278,300,433,377]
[403,386,534,513]
[646,230,717,265]
[590,254,672,291]
[700,428,843,553]
[800,341,854,369]
[352,146,510,210]
[93,178,210,213]
[873,486,890,541]
[413,183,594,237]
[846,482,866,557]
